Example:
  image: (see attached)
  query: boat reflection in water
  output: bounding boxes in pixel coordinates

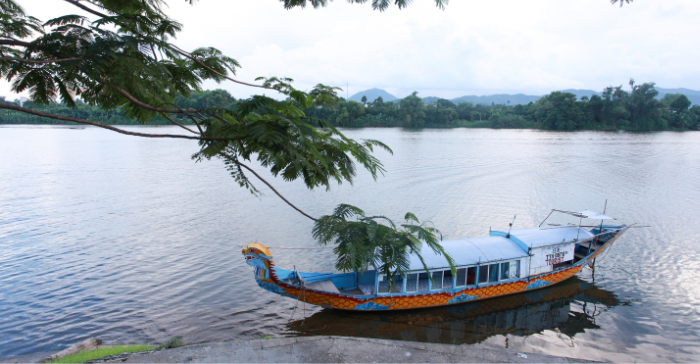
[284,276,621,345]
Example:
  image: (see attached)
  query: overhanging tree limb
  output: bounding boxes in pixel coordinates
[170,45,280,93]
[0,57,84,63]
[63,0,110,18]
[0,103,240,141]
[112,87,193,114]
[235,160,318,222]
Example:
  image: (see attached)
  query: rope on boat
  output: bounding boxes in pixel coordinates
[287,280,307,326]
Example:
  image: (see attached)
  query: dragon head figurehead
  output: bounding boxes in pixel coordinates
[242,242,273,271]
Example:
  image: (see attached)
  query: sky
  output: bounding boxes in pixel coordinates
[4,0,700,100]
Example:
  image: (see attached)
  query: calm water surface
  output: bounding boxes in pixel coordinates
[1,126,699,362]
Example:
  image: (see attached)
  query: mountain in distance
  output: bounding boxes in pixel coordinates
[558,89,600,99]
[447,94,541,105]
[348,88,398,103]
[350,87,700,106]
[656,87,700,106]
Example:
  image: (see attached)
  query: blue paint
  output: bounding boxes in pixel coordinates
[271,267,295,280]
[357,270,377,285]
[490,230,530,251]
[447,293,481,304]
[354,301,393,310]
[526,279,551,290]
[256,279,297,299]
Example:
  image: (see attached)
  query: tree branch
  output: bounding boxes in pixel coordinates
[170,46,281,93]
[236,161,318,221]
[63,0,110,18]
[111,87,191,114]
[155,102,206,135]
[0,39,32,47]
[0,57,84,64]
[158,112,198,134]
[0,103,241,141]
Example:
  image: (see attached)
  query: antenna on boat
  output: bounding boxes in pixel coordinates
[506,215,516,238]
[595,199,608,245]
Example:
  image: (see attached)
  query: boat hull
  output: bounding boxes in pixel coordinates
[243,227,628,311]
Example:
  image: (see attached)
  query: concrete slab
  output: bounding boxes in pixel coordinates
[117,336,599,363]
[0,337,601,363]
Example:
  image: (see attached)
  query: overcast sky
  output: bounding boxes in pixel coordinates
[4,0,700,100]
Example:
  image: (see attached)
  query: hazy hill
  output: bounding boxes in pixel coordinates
[351,87,700,106]
[656,87,700,106]
[348,88,398,103]
[448,94,541,105]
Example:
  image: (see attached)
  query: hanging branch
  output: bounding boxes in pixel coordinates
[235,160,318,222]
[0,104,241,141]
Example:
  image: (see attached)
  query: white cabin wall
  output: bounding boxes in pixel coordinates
[528,243,575,276]
[520,257,529,278]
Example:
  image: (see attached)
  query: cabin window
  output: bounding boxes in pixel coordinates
[418,272,429,291]
[511,260,521,278]
[378,274,390,294]
[378,274,403,294]
[392,275,403,293]
[405,273,418,292]
[478,265,488,283]
[443,269,453,289]
[500,262,510,280]
[467,267,477,285]
[488,263,499,282]
[431,271,443,290]
[455,267,477,287]
[455,268,467,287]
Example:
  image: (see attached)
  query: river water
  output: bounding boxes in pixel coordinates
[1,126,699,362]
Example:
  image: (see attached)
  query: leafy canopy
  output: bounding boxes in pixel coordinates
[0,0,456,276]
[313,204,455,289]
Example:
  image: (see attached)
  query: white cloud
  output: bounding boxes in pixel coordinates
[3,0,700,101]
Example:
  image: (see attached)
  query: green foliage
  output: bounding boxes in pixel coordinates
[279,0,448,12]
[533,92,589,130]
[3,83,697,132]
[158,337,184,349]
[49,345,154,364]
[313,204,455,290]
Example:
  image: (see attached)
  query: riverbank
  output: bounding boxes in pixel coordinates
[0,337,599,363]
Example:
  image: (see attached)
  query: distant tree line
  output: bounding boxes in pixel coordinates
[2,80,698,131]
[0,89,236,125]
[311,80,699,131]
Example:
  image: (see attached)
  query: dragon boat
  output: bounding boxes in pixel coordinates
[242,209,631,311]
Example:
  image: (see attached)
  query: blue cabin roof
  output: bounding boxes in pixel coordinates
[408,236,528,271]
[492,227,595,249]
[409,226,595,271]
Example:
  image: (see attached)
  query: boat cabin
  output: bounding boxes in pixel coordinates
[287,210,622,298]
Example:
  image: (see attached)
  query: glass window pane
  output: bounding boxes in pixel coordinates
[456,268,467,287]
[418,272,429,291]
[443,270,453,289]
[500,262,510,280]
[392,275,403,293]
[405,273,418,292]
[488,263,499,282]
[378,275,389,293]
[431,271,443,290]
[512,260,521,278]
[478,265,488,283]
[467,267,477,285]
